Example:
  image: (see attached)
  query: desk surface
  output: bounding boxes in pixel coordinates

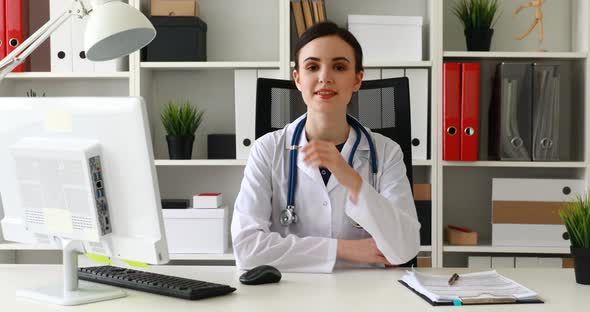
[0,265,588,311]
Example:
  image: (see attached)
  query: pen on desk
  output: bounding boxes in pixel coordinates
[448,273,460,286]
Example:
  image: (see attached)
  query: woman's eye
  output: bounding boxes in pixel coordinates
[306,65,318,71]
[334,64,346,71]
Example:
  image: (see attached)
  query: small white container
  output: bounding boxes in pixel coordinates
[193,193,222,208]
[348,15,423,62]
[163,207,227,254]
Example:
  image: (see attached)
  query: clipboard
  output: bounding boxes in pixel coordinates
[398,280,544,306]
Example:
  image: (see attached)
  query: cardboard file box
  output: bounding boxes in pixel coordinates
[143,16,207,61]
[348,15,422,62]
[491,178,584,247]
[151,0,199,17]
[163,207,227,253]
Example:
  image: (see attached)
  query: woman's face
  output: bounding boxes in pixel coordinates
[293,35,363,115]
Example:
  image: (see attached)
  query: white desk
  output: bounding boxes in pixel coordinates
[0,265,588,311]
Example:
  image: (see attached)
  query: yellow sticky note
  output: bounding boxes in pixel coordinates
[44,208,73,234]
[44,109,73,133]
[84,253,113,265]
[122,259,150,268]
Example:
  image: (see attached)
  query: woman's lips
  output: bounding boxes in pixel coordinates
[315,89,336,99]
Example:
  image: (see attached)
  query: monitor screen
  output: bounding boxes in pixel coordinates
[0,97,169,265]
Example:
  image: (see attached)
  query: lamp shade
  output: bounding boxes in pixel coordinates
[84,1,156,61]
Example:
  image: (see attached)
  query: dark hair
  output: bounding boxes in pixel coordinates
[294,21,364,73]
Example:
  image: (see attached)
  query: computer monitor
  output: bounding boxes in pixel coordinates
[0,97,169,305]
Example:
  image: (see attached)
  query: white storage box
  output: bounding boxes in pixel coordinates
[163,207,228,254]
[193,193,222,208]
[348,15,423,63]
[491,178,584,247]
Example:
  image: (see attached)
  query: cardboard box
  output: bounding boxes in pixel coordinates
[562,257,575,268]
[163,207,227,254]
[417,256,432,268]
[151,0,199,17]
[348,15,422,62]
[413,183,431,201]
[445,225,478,245]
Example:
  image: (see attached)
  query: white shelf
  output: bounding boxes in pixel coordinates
[443,244,570,254]
[4,72,130,79]
[413,159,433,166]
[0,243,59,251]
[442,161,587,168]
[289,61,432,68]
[419,245,432,252]
[155,159,247,166]
[140,62,280,70]
[443,51,587,59]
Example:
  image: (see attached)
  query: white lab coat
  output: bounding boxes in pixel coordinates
[231,114,420,273]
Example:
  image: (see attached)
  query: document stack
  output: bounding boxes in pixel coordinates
[399,270,542,305]
[488,62,562,161]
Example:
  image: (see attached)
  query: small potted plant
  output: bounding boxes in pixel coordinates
[160,100,205,160]
[560,193,590,285]
[452,0,500,51]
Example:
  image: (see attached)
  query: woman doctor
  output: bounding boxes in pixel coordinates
[231,22,420,273]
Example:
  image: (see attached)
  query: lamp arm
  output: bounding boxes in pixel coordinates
[0,0,89,81]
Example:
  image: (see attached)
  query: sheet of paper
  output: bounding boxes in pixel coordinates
[400,270,538,303]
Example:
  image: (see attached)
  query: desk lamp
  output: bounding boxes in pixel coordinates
[0,0,156,80]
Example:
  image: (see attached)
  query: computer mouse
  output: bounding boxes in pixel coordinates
[239,265,282,285]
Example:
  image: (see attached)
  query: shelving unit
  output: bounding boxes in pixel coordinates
[140,62,281,70]
[4,72,131,79]
[443,51,587,59]
[1,0,588,268]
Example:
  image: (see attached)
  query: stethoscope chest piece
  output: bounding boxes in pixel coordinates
[280,205,298,226]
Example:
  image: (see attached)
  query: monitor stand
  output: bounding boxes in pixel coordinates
[16,239,126,306]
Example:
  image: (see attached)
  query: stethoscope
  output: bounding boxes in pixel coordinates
[280,114,378,228]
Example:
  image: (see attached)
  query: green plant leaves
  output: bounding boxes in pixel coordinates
[452,0,499,30]
[560,193,590,248]
[160,100,205,136]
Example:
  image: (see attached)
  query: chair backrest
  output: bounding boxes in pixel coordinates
[255,77,417,267]
[255,77,413,186]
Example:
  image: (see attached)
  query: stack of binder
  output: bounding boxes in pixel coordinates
[291,0,327,39]
[488,62,561,161]
[1,0,30,72]
[443,62,480,161]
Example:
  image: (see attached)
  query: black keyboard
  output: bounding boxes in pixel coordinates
[78,265,236,300]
